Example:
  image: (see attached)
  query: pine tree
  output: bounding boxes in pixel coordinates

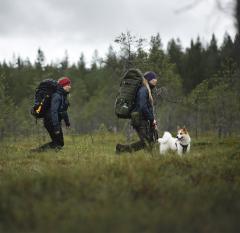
[205,34,220,78]
[60,50,69,71]
[35,48,45,70]
[182,37,205,92]
[220,33,234,62]
[0,74,16,139]
[91,49,100,70]
[114,31,139,70]
[77,53,87,74]
[167,38,183,75]
[233,33,240,65]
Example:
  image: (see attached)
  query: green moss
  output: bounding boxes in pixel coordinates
[0,133,240,232]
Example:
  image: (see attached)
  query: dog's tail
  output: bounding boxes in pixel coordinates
[158,131,172,144]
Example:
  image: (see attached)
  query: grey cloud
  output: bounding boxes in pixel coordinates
[0,0,129,39]
[0,0,184,42]
[0,0,235,63]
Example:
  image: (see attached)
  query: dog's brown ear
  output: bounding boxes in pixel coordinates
[183,126,188,132]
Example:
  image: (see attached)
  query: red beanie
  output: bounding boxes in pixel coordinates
[58,77,71,87]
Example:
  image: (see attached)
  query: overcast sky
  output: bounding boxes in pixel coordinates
[0,0,236,66]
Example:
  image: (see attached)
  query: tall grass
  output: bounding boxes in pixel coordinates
[0,132,240,233]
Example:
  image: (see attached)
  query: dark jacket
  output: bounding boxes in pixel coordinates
[44,86,70,131]
[133,86,154,123]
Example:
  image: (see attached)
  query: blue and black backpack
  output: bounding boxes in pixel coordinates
[31,79,58,118]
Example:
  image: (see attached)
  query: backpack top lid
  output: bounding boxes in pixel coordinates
[35,79,59,98]
[37,79,58,92]
[122,68,143,80]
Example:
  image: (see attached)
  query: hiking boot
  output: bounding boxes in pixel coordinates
[30,143,62,153]
[115,144,132,154]
[115,144,122,154]
[29,147,42,153]
[54,145,63,152]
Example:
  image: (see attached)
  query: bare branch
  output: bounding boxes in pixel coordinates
[215,0,234,14]
[174,0,202,14]
[175,0,234,15]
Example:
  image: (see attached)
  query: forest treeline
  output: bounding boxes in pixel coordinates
[0,32,239,139]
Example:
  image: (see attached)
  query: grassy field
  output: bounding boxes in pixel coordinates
[0,131,240,233]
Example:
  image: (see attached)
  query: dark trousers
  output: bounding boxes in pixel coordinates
[130,120,155,151]
[38,118,64,150]
[116,120,156,153]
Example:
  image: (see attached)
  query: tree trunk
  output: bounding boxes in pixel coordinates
[236,0,240,34]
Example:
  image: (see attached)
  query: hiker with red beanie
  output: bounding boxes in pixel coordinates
[37,76,71,151]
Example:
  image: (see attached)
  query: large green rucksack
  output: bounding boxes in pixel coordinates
[115,69,143,119]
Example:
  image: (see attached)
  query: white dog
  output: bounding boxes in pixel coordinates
[158,127,191,156]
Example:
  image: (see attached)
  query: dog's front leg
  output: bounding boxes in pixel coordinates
[159,145,165,155]
[176,144,183,156]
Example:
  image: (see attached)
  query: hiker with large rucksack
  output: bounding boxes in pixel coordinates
[31,77,71,152]
[115,69,158,154]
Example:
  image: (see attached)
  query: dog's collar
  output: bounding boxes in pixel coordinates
[175,142,189,153]
[180,144,188,153]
